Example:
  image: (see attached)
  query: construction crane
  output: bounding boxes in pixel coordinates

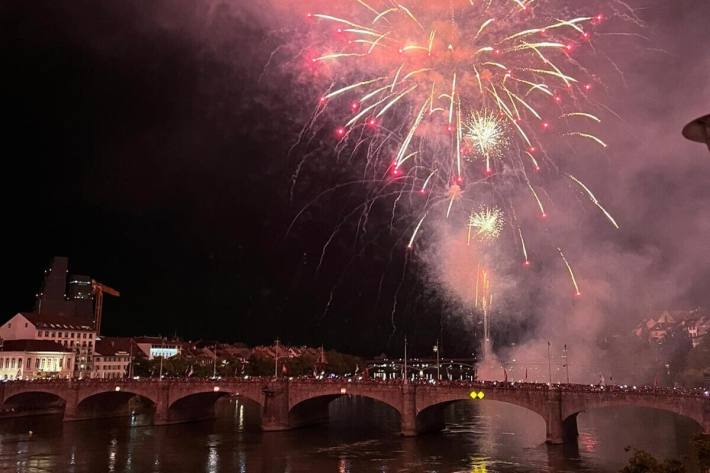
[91,280,119,335]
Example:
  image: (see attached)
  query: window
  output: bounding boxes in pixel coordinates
[37,331,42,337]
[44,331,49,337]
[51,332,55,338]
[4,359,8,369]
[67,358,72,370]
[24,323,28,328]
[7,323,10,328]
[71,333,75,339]
[10,359,15,369]
[35,359,39,369]
[26,358,31,369]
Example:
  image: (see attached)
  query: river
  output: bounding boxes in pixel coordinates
[0,397,702,472]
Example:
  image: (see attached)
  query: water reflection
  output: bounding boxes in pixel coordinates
[0,399,700,472]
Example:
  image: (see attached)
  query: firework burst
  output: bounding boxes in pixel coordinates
[297,0,638,297]
[468,206,504,242]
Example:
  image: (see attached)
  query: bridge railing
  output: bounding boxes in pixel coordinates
[0,377,707,398]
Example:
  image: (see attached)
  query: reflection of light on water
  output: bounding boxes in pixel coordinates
[471,458,488,473]
[207,436,219,473]
[579,431,599,453]
[108,437,118,472]
[238,404,244,431]
[338,457,350,473]
[239,450,246,473]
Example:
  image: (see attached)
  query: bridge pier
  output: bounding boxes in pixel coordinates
[261,382,290,431]
[544,402,578,445]
[400,384,417,437]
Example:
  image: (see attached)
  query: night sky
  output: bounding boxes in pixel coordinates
[2,0,709,358]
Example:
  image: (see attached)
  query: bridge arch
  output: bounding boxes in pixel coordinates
[166,387,264,424]
[414,392,548,435]
[288,393,402,429]
[75,389,157,420]
[2,390,67,414]
[563,398,707,434]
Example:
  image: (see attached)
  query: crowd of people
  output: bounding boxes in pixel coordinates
[5,375,708,398]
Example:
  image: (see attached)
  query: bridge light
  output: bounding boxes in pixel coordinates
[477,391,485,399]
[340,388,347,394]
[114,386,121,392]
[213,386,220,392]
[469,390,485,400]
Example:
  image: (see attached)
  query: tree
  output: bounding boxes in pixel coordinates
[620,448,685,473]
[678,338,710,387]
[691,434,710,472]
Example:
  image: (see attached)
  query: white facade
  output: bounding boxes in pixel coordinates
[135,339,180,360]
[0,313,95,378]
[92,353,130,379]
[0,346,74,380]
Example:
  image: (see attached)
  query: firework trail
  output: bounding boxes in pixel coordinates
[557,247,581,296]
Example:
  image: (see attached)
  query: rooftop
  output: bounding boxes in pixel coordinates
[0,339,73,353]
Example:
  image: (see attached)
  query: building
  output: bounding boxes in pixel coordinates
[134,337,180,360]
[35,257,94,323]
[32,256,119,335]
[0,312,96,378]
[92,338,137,379]
[67,274,93,301]
[633,308,710,348]
[0,339,75,380]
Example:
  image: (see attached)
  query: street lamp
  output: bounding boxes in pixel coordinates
[563,344,570,384]
[403,336,408,385]
[682,114,710,151]
[547,341,552,385]
[158,337,165,380]
[433,341,440,382]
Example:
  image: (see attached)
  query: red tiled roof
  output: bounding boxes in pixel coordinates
[20,312,94,331]
[95,338,141,357]
[1,339,73,353]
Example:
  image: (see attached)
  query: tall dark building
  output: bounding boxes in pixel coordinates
[68,275,92,301]
[35,257,95,323]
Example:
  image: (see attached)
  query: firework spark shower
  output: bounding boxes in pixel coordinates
[294,0,641,303]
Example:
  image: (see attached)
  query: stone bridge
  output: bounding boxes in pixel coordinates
[0,379,707,444]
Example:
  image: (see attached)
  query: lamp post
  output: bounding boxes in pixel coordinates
[274,339,280,379]
[433,341,440,381]
[547,341,552,385]
[563,343,570,384]
[403,336,408,385]
[212,343,218,379]
[158,337,165,380]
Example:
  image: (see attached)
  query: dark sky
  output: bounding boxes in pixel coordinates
[2,0,709,357]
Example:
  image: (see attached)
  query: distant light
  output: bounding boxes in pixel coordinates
[340,388,347,394]
[114,386,121,392]
[213,386,220,392]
